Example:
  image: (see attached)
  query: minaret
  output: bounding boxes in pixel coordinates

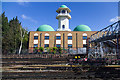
[56,5,71,31]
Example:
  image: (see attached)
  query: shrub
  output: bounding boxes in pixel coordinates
[53,47,58,50]
[39,47,44,52]
[58,47,62,54]
[52,47,58,54]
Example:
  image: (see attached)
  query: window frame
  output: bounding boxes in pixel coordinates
[34,44,38,48]
[56,36,61,40]
[62,25,65,29]
[68,44,72,48]
[83,36,87,40]
[44,44,49,48]
[44,36,49,40]
[34,36,38,39]
[83,44,87,48]
[62,10,65,13]
[68,36,72,40]
[56,44,61,48]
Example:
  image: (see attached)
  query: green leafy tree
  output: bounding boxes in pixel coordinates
[9,17,21,53]
[2,12,11,54]
[0,14,2,54]
[2,12,29,54]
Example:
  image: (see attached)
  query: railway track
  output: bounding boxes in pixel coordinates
[2,55,120,80]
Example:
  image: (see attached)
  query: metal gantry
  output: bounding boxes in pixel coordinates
[88,20,120,59]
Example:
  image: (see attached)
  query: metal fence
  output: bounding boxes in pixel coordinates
[6,47,87,55]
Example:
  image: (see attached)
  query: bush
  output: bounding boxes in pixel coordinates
[58,47,62,54]
[39,47,44,52]
[33,47,39,54]
[52,47,58,54]
[35,47,38,50]
[53,47,58,51]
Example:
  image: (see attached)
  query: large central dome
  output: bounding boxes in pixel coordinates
[73,25,91,31]
[37,25,55,31]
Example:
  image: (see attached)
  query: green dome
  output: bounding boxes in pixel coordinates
[60,5,68,8]
[73,25,91,31]
[37,25,55,31]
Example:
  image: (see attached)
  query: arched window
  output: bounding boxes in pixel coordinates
[62,25,65,29]
[56,33,61,40]
[83,33,87,36]
[45,33,49,40]
[83,33,87,40]
[68,33,72,40]
[34,33,38,39]
[68,33,72,36]
[34,33,38,36]
[45,33,49,36]
[62,10,65,13]
[82,33,87,48]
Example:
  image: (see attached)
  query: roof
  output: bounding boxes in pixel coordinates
[37,25,55,31]
[56,5,71,13]
[73,25,91,31]
[60,5,68,8]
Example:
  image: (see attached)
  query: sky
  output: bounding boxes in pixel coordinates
[2,2,119,31]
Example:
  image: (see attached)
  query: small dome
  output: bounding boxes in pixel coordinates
[73,25,91,31]
[37,25,55,31]
[60,5,68,8]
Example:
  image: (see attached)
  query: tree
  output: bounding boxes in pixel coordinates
[2,12,10,54]
[9,17,21,53]
[2,12,29,54]
[0,13,2,54]
[9,16,28,54]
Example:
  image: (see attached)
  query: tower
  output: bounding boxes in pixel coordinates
[56,5,71,31]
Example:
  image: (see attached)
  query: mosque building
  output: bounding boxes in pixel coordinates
[29,5,96,53]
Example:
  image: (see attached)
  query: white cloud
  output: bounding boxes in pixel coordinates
[21,14,38,23]
[21,14,27,19]
[110,16,120,23]
[17,0,29,5]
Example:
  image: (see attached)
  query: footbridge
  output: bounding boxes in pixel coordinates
[88,20,120,59]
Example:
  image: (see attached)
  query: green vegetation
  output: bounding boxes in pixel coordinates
[52,47,58,54]
[39,47,44,52]
[33,47,65,54]
[1,12,67,55]
[2,12,29,54]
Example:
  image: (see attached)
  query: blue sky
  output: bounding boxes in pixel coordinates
[2,2,118,31]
